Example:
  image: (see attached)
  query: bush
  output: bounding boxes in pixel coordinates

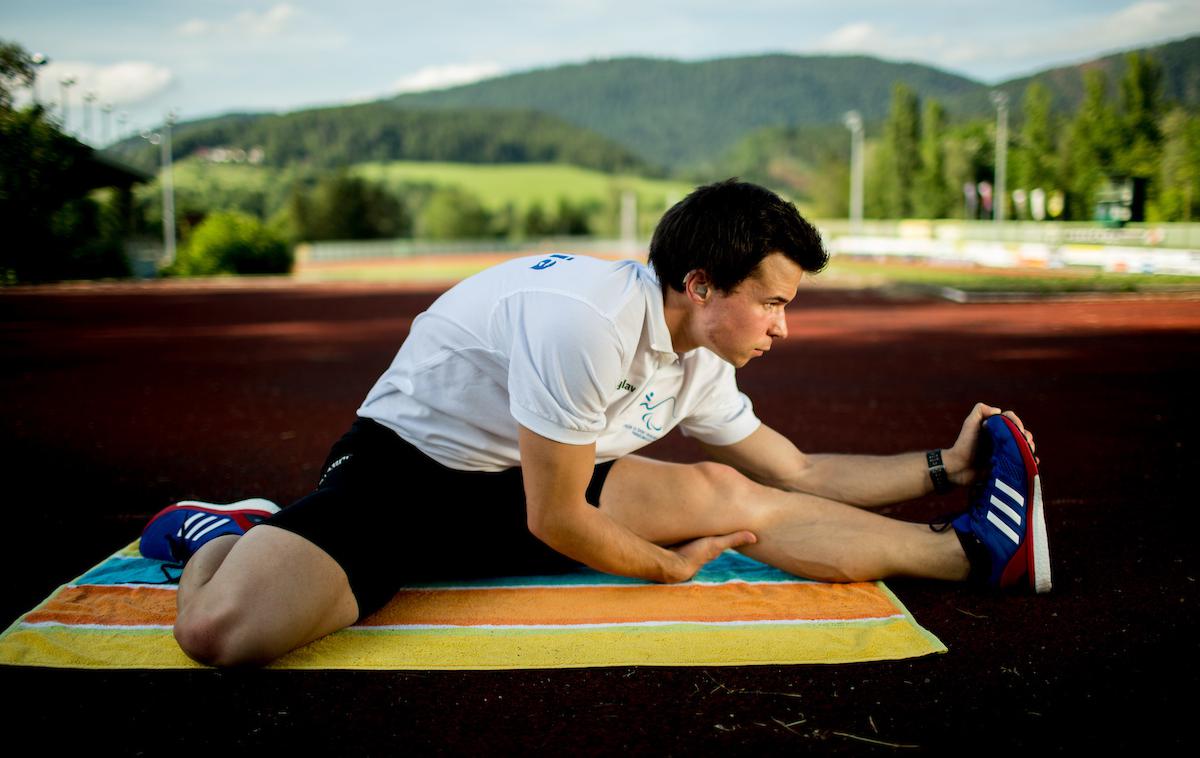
[47,195,130,280]
[171,210,291,276]
[287,173,410,241]
[419,187,492,239]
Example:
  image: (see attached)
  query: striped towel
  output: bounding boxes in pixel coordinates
[0,542,945,669]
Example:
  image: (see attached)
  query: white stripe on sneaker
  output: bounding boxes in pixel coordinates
[181,512,209,531]
[189,517,232,542]
[184,515,219,540]
[995,478,1025,507]
[990,494,1022,526]
[986,511,1021,544]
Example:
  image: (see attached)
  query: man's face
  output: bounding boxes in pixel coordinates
[696,253,803,368]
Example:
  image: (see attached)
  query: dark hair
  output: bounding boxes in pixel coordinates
[648,179,828,294]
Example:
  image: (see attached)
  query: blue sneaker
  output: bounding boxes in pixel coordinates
[951,415,1051,593]
[139,498,280,564]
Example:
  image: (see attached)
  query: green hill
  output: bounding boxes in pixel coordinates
[946,35,1200,117]
[107,36,1200,182]
[106,103,648,176]
[391,54,982,169]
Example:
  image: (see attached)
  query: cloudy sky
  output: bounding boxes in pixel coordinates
[4,0,1198,145]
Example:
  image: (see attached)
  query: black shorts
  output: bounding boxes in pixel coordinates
[264,417,615,620]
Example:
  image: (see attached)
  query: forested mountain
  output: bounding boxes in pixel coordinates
[943,35,1200,119]
[106,103,648,175]
[108,36,1200,176]
[391,55,982,169]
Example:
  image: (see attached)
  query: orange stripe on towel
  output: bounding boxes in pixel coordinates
[22,581,898,630]
[24,585,177,626]
[361,582,897,627]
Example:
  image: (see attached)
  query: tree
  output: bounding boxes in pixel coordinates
[1064,70,1119,219]
[1117,51,1164,178]
[874,83,922,218]
[1012,82,1057,194]
[941,121,992,219]
[2,39,128,282]
[914,98,952,218]
[553,197,593,235]
[523,201,552,237]
[0,40,36,109]
[419,187,491,239]
[1156,108,1200,221]
[288,173,410,241]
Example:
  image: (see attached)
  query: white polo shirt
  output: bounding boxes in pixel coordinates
[357,254,761,471]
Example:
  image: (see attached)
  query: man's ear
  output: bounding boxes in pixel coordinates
[685,270,711,303]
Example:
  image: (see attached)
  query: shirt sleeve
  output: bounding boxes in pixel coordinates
[504,292,624,445]
[678,357,761,446]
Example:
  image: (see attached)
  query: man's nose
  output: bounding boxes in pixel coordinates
[769,311,788,339]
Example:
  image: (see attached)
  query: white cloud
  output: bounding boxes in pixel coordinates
[1077,1,1195,53]
[821,22,879,51]
[815,22,946,64]
[812,2,1200,80]
[32,61,173,107]
[947,1,1200,77]
[392,62,505,94]
[178,19,211,37]
[235,3,299,38]
[176,3,320,41]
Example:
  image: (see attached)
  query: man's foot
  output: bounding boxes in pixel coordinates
[951,415,1051,593]
[140,498,280,564]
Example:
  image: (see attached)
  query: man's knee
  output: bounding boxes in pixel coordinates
[174,598,262,668]
[690,461,772,531]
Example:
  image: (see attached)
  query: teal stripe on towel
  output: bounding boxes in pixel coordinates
[77,549,808,590]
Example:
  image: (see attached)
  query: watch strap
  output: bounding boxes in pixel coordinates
[926,449,952,494]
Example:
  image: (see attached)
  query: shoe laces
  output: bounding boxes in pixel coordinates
[166,526,191,564]
[929,517,954,533]
[929,479,988,533]
[157,561,184,584]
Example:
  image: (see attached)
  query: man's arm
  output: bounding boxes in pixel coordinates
[519,425,755,582]
[699,403,1036,508]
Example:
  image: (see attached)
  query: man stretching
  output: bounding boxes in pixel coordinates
[141,180,1049,667]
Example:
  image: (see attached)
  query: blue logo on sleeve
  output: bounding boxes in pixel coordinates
[531,254,575,270]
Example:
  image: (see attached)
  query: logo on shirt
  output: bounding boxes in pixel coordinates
[639,390,677,433]
[530,253,575,270]
[616,378,637,393]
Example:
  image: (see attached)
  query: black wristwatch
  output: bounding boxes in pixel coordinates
[926,449,952,494]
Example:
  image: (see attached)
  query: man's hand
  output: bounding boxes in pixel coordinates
[520,424,759,584]
[943,402,1038,486]
[666,531,758,583]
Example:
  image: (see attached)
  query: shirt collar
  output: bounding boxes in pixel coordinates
[638,263,678,361]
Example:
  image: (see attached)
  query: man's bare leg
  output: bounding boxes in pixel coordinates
[172,525,360,667]
[599,456,969,582]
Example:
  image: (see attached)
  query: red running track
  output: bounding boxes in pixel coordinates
[1,281,1197,752]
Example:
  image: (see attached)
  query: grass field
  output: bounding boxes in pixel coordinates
[294,250,1200,294]
[353,161,695,213]
[814,258,1200,293]
[153,159,695,217]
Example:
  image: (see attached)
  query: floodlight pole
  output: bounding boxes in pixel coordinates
[30,53,49,108]
[991,91,1009,222]
[101,103,113,146]
[143,112,178,269]
[59,76,76,130]
[83,92,97,144]
[843,110,864,231]
[161,111,177,267]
